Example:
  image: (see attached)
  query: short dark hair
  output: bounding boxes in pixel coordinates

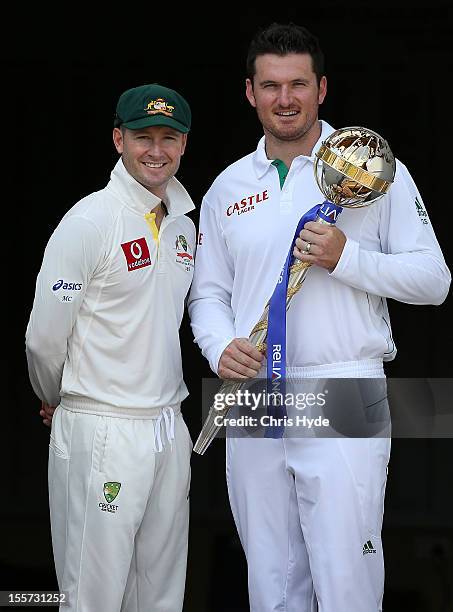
[246,23,325,85]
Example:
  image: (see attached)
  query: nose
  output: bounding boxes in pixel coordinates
[277,85,292,108]
[147,141,165,158]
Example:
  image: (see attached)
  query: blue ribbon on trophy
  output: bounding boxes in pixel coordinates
[265,201,344,438]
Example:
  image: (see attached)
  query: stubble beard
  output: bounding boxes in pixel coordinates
[267,125,308,142]
[259,109,319,144]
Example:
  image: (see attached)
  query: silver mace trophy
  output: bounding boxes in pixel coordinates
[193,126,396,455]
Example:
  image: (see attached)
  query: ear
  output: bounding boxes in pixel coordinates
[113,128,124,153]
[318,76,327,105]
[245,78,257,108]
[180,133,188,156]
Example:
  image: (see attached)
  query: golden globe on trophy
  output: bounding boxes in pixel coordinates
[193,126,396,455]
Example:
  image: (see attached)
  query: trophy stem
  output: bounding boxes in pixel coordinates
[193,211,332,455]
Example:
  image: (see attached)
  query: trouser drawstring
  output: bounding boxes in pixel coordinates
[153,407,175,452]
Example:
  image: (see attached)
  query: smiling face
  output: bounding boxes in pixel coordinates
[246,52,327,146]
[113,125,187,199]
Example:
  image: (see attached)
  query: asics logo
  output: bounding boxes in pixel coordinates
[52,280,83,291]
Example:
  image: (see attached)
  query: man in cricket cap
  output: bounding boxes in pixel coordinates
[27,82,195,611]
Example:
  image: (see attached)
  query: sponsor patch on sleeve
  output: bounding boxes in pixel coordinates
[51,279,83,303]
[415,196,429,225]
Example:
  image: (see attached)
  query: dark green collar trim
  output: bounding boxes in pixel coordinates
[271,159,289,189]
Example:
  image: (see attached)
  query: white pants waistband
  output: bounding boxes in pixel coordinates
[286,358,384,379]
[59,400,180,453]
[60,397,181,419]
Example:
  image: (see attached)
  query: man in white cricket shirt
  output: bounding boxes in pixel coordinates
[26,83,195,611]
[188,23,451,612]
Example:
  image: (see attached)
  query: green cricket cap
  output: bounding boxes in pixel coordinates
[114,83,191,133]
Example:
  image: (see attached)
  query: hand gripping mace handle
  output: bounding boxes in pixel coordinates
[193,205,339,455]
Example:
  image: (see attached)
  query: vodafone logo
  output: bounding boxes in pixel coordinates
[130,241,143,259]
[121,237,152,271]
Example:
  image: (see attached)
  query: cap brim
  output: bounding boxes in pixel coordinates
[121,115,189,133]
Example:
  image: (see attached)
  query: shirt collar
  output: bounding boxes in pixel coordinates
[253,119,336,180]
[107,158,195,217]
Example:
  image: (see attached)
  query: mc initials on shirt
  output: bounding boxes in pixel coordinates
[121,237,152,271]
[226,190,269,217]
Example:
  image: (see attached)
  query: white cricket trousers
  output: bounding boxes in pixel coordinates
[226,359,391,612]
[48,403,192,612]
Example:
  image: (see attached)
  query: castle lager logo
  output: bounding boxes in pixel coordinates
[226,190,269,217]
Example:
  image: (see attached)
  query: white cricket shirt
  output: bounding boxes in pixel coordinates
[188,120,450,374]
[26,159,196,410]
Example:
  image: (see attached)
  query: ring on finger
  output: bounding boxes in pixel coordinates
[305,241,312,254]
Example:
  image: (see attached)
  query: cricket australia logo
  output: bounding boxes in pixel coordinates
[145,98,175,117]
[99,482,121,514]
[175,234,194,271]
[104,482,121,503]
[415,196,429,225]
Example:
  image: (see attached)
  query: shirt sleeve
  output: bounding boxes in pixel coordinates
[25,215,103,406]
[188,197,236,374]
[330,160,451,304]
